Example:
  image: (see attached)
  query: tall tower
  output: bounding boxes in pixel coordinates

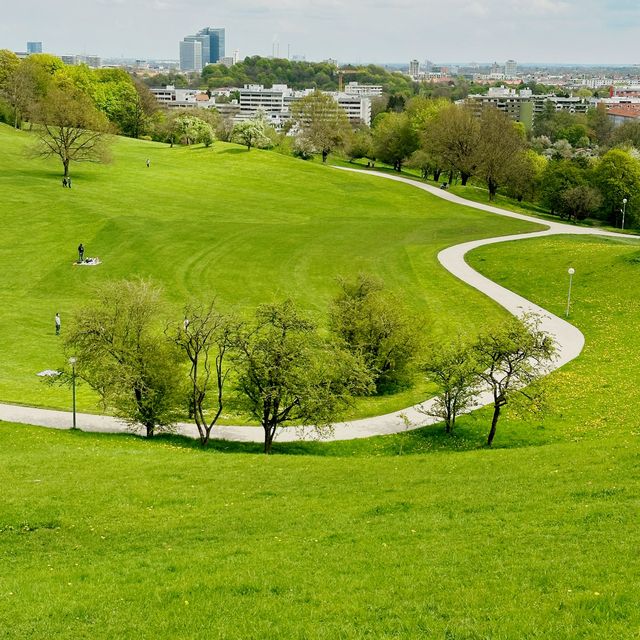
[196,28,225,64]
[179,39,203,72]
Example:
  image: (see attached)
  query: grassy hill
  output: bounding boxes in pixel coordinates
[1,128,640,638]
[0,123,541,416]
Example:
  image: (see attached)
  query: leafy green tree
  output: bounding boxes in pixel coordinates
[231,113,273,150]
[421,338,480,433]
[291,90,351,163]
[560,185,602,222]
[423,104,479,185]
[344,125,373,162]
[539,159,586,216]
[610,120,640,149]
[329,274,424,393]
[65,279,184,438]
[586,104,613,146]
[407,148,442,181]
[372,111,418,171]
[174,114,215,146]
[0,49,19,87]
[593,148,640,226]
[474,314,555,447]
[236,300,372,454]
[505,149,547,202]
[169,301,239,447]
[473,107,525,200]
[32,86,113,177]
[1,62,37,129]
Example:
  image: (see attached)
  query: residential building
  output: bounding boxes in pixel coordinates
[179,39,203,72]
[463,87,591,130]
[344,82,383,97]
[27,42,42,54]
[409,59,420,78]
[151,83,372,128]
[607,104,640,126]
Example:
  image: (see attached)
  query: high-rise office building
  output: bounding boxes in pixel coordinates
[180,39,203,72]
[505,59,518,78]
[409,59,420,77]
[27,42,42,54]
[196,27,225,64]
[180,27,225,70]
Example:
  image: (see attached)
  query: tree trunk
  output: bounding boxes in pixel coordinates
[461,172,470,186]
[487,404,501,446]
[322,150,328,163]
[488,179,498,201]
[63,158,69,178]
[146,423,155,438]
[433,169,441,182]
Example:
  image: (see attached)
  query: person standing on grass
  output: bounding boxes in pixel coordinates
[68,177,72,188]
[78,243,84,262]
[62,177,67,187]
[55,313,61,335]
[146,158,150,168]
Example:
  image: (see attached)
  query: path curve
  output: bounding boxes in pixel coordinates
[1,169,638,442]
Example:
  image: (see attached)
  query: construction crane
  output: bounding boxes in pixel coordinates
[337,69,359,92]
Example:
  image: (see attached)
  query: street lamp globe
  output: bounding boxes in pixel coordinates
[68,356,77,366]
[568,267,575,276]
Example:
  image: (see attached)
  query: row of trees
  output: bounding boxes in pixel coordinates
[63,276,423,453]
[62,278,554,452]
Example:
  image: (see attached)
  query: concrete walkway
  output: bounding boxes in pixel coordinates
[1,169,638,443]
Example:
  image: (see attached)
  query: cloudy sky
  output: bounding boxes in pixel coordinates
[2,0,639,64]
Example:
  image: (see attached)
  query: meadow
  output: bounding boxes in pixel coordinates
[0,123,541,417]
[2,127,640,638]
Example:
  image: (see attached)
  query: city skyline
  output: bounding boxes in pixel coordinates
[2,0,640,64]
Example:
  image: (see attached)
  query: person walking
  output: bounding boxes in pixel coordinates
[62,177,67,187]
[78,243,84,262]
[55,313,61,336]
[146,158,150,168]
[68,177,72,188]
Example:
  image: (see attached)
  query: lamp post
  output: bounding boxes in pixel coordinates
[622,198,628,231]
[69,357,77,429]
[565,268,575,318]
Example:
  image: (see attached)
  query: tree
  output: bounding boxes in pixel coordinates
[423,104,479,185]
[586,104,613,147]
[407,148,442,181]
[474,314,556,447]
[1,63,37,129]
[32,86,112,177]
[236,300,372,454]
[65,279,184,438]
[593,148,640,226]
[344,125,373,163]
[421,338,479,433]
[539,159,586,215]
[173,114,215,146]
[329,274,423,393]
[560,185,602,222]
[291,90,351,163]
[231,112,273,150]
[170,301,238,447]
[473,107,525,199]
[504,149,547,203]
[372,111,418,171]
[610,120,640,149]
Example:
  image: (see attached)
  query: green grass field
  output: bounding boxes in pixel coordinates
[2,127,640,638]
[0,123,542,418]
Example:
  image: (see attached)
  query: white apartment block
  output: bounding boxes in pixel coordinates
[344,82,383,97]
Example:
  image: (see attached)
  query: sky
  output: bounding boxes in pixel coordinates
[2,0,640,65]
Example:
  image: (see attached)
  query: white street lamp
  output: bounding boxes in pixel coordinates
[68,356,77,429]
[622,198,628,231]
[565,268,575,318]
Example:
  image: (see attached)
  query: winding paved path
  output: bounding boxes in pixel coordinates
[1,169,638,442]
